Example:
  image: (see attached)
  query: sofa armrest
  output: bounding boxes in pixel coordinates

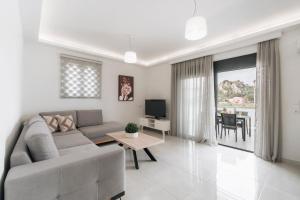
[5,145,125,200]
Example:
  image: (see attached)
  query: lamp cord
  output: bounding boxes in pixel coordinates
[193,0,199,16]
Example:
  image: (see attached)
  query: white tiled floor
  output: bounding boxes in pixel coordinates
[122,131,300,200]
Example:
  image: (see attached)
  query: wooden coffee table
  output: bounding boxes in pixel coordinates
[106,131,164,169]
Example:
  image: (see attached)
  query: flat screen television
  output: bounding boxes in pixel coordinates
[145,99,166,119]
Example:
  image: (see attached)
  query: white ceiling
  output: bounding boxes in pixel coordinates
[38,0,300,66]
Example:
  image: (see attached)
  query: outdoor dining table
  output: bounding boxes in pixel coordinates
[217,114,251,141]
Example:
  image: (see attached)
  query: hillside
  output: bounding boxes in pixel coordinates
[218,80,255,106]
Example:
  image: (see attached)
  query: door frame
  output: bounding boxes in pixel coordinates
[213,53,257,152]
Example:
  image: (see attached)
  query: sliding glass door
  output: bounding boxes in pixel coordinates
[214,54,256,152]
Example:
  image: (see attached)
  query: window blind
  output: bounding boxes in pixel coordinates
[60,54,102,98]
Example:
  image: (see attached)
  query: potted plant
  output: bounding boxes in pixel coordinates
[125,122,139,138]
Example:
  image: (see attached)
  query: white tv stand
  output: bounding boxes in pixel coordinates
[139,117,170,140]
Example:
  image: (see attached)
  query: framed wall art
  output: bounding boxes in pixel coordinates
[118,75,134,101]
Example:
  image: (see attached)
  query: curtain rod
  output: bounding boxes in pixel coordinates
[169,31,282,66]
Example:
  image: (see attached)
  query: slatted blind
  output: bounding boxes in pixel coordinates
[60,54,102,98]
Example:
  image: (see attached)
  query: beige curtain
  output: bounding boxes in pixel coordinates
[171,56,216,145]
[255,39,280,162]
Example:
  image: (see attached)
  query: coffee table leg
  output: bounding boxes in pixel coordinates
[132,150,139,169]
[144,148,157,161]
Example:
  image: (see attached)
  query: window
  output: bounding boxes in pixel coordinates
[182,77,201,136]
[214,54,256,112]
[179,77,207,138]
[60,54,102,98]
[217,68,256,110]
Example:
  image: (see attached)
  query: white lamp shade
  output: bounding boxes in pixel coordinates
[124,51,137,63]
[185,16,207,40]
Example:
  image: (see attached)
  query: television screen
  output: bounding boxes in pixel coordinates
[145,99,166,118]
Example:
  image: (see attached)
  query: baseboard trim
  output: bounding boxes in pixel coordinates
[281,158,300,166]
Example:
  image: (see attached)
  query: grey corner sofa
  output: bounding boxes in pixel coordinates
[5,110,126,200]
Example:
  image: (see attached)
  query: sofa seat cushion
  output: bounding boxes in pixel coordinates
[24,116,59,162]
[58,144,98,156]
[77,110,103,127]
[52,129,81,136]
[53,132,93,149]
[79,121,125,140]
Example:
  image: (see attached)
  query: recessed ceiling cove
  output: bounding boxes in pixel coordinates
[39,0,300,66]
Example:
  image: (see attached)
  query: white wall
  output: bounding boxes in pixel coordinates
[22,40,146,124]
[0,0,23,185]
[280,27,300,162]
[145,25,300,162]
[145,64,171,118]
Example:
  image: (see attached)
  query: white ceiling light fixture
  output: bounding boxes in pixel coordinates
[124,35,137,63]
[185,0,207,40]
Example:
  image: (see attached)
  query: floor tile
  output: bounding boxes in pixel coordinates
[259,185,299,200]
[120,131,300,200]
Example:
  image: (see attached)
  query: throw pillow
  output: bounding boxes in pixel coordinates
[42,115,59,133]
[56,115,76,132]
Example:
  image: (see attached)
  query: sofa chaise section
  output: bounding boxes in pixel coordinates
[5,111,126,200]
[5,145,125,200]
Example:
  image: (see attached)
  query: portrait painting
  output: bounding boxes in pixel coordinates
[118,75,134,101]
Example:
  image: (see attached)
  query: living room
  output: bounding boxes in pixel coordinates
[1,0,300,200]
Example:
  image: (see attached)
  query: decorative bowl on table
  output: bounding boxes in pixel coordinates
[125,122,139,138]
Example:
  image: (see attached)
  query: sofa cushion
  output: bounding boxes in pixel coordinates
[40,110,77,127]
[41,115,59,132]
[56,115,76,132]
[77,110,103,127]
[24,116,59,162]
[58,144,98,156]
[79,121,124,140]
[52,129,81,136]
[53,131,93,149]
